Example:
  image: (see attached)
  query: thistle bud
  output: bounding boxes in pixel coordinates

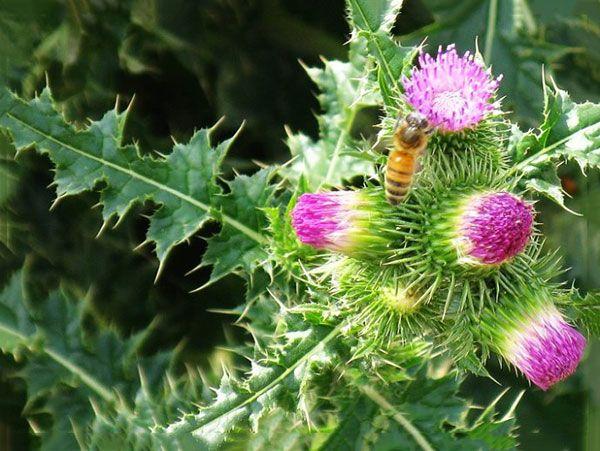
[322,258,423,347]
[482,294,586,390]
[427,191,534,268]
[291,190,395,259]
[454,192,534,265]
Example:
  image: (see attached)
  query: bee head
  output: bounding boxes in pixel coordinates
[405,112,429,130]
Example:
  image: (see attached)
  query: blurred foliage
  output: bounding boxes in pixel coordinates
[0,0,597,449]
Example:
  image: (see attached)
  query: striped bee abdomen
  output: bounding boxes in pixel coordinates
[385,150,417,204]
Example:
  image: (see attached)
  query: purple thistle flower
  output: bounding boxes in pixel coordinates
[402,44,502,132]
[455,192,534,265]
[291,191,392,258]
[505,305,586,390]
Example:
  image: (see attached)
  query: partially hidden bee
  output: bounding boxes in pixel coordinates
[385,112,431,205]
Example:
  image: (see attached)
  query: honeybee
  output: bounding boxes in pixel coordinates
[385,112,431,205]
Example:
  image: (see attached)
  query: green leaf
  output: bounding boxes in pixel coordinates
[565,291,600,337]
[357,377,466,450]
[0,270,210,449]
[541,86,600,170]
[522,168,566,207]
[320,369,519,451]
[85,365,211,450]
[0,132,17,205]
[0,0,58,87]
[199,168,277,288]
[0,273,115,448]
[510,85,600,207]
[461,389,521,450]
[0,272,35,356]
[346,0,403,33]
[285,49,378,190]
[225,408,305,450]
[0,87,267,272]
[155,319,343,448]
[346,0,416,107]
[402,0,572,123]
[318,394,379,450]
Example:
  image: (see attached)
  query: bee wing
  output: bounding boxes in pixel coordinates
[372,130,394,154]
[415,145,428,174]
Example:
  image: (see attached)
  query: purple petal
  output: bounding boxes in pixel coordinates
[291,191,359,251]
[459,192,534,264]
[403,44,502,132]
[510,309,587,390]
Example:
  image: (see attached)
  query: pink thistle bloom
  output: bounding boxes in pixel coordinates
[291,191,392,258]
[504,305,586,390]
[402,44,502,132]
[454,192,534,265]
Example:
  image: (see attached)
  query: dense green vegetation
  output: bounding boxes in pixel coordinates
[0,1,598,449]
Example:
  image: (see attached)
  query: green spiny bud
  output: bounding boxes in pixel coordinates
[315,258,435,349]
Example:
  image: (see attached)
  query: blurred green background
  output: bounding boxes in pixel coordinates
[0,0,598,449]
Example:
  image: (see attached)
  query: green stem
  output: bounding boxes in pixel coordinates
[484,0,498,62]
[360,385,435,451]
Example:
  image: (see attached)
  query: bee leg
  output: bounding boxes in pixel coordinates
[393,112,403,130]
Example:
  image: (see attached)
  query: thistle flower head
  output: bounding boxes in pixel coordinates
[455,192,534,265]
[488,299,587,390]
[291,190,395,259]
[403,44,502,132]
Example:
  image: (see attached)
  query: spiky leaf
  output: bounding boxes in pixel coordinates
[321,370,519,451]
[565,291,600,337]
[346,0,416,107]
[0,271,213,450]
[0,272,35,356]
[200,168,277,287]
[155,318,342,448]
[0,87,267,271]
[510,85,600,207]
[284,43,379,190]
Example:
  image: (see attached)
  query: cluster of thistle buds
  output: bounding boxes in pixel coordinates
[290,45,586,390]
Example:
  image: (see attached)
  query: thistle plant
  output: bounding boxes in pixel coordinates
[0,1,598,449]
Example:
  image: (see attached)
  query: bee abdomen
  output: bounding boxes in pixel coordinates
[385,150,416,205]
